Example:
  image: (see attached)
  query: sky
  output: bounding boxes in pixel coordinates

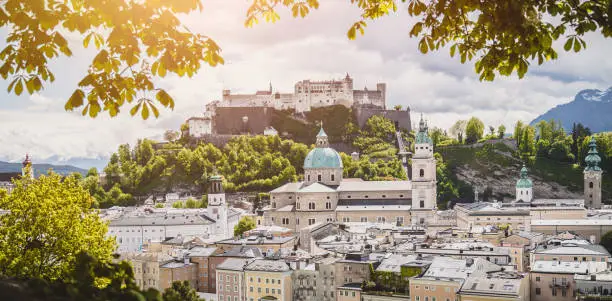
[0,1,611,169]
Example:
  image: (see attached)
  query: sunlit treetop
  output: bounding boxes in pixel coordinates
[1,0,222,119]
[246,0,611,81]
[0,0,610,119]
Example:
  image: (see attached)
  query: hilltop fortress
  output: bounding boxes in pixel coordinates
[187,74,410,138]
[213,73,386,113]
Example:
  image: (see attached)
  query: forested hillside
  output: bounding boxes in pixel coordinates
[84,115,407,208]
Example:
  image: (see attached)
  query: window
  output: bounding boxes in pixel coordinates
[377,216,385,223]
[278,289,282,295]
[420,200,425,208]
[296,218,299,225]
[415,297,420,301]
[535,288,541,295]
[562,288,567,297]
[396,216,404,225]
[318,174,322,182]
[360,217,367,222]
[309,218,316,225]
[308,175,311,181]
[296,203,300,209]
[331,174,335,181]
[552,288,557,296]
[250,287,253,292]
[352,292,356,297]
[309,202,316,210]
[326,202,331,209]
[590,182,594,188]
[281,218,290,225]
[420,169,425,177]
[272,202,276,208]
[343,217,350,223]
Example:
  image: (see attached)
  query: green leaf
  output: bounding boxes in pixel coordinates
[14,79,23,95]
[563,38,573,51]
[450,44,457,57]
[65,89,85,110]
[141,102,150,120]
[130,103,142,116]
[573,38,582,52]
[155,89,175,109]
[418,38,428,54]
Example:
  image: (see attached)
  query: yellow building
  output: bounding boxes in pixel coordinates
[245,259,293,301]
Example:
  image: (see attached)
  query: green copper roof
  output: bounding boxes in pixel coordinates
[415,114,432,145]
[304,147,343,169]
[516,164,533,188]
[585,136,602,172]
[317,127,328,137]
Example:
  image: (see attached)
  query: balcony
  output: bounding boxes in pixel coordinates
[550,280,571,288]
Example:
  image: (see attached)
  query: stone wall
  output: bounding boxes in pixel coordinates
[354,107,412,131]
[213,107,273,135]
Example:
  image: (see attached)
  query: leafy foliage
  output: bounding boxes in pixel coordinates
[1,0,224,118]
[234,216,256,237]
[465,117,485,144]
[246,0,611,81]
[0,173,115,280]
[162,281,203,301]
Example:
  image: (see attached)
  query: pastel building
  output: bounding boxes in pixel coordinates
[244,259,293,301]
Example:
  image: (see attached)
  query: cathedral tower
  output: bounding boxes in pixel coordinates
[515,164,533,203]
[411,115,437,224]
[584,137,602,209]
[207,173,228,237]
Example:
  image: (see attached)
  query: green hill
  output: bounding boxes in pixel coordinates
[438,141,612,202]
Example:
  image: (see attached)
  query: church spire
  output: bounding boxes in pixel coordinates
[585,136,602,171]
[316,124,329,148]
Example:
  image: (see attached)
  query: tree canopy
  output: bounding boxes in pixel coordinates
[234,216,256,237]
[3,0,610,118]
[248,0,611,81]
[465,117,485,144]
[0,173,115,280]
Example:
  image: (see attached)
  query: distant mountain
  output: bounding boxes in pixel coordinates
[531,87,612,132]
[0,161,87,177]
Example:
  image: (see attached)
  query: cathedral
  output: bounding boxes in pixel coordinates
[263,117,437,230]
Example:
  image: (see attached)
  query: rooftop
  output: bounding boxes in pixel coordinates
[337,180,411,192]
[298,182,337,193]
[532,260,607,274]
[270,181,304,193]
[245,259,291,272]
[532,219,612,226]
[217,258,250,271]
[460,276,523,297]
[109,213,215,227]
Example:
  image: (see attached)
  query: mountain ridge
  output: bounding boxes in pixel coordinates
[531,87,612,132]
[0,161,87,177]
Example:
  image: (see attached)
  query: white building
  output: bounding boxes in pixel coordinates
[108,174,241,252]
[264,116,436,230]
[217,74,386,113]
[187,116,213,137]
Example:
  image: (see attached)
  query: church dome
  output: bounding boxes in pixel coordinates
[304,147,343,169]
[516,164,533,189]
[304,127,343,169]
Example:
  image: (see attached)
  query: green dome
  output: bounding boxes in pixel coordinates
[304,147,343,169]
[585,137,602,172]
[516,164,533,188]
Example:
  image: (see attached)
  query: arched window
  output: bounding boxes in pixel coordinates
[296,203,300,209]
[590,182,594,188]
[326,202,331,209]
[318,174,322,182]
[420,169,425,177]
[331,174,335,181]
[307,175,311,182]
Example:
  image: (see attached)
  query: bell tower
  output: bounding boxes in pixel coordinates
[584,137,602,209]
[515,164,533,203]
[207,173,228,237]
[411,115,437,225]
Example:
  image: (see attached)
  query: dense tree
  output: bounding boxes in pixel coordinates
[1,0,224,118]
[162,281,203,301]
[497,125,506,139]
[0,173,115,280]
[514,121,525,148]
[234,216,256,237]
[164,130,180,143]
[519,126,537,157]
[571,123,592,162]
[449,120,467,143]
[465,117,485,144]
